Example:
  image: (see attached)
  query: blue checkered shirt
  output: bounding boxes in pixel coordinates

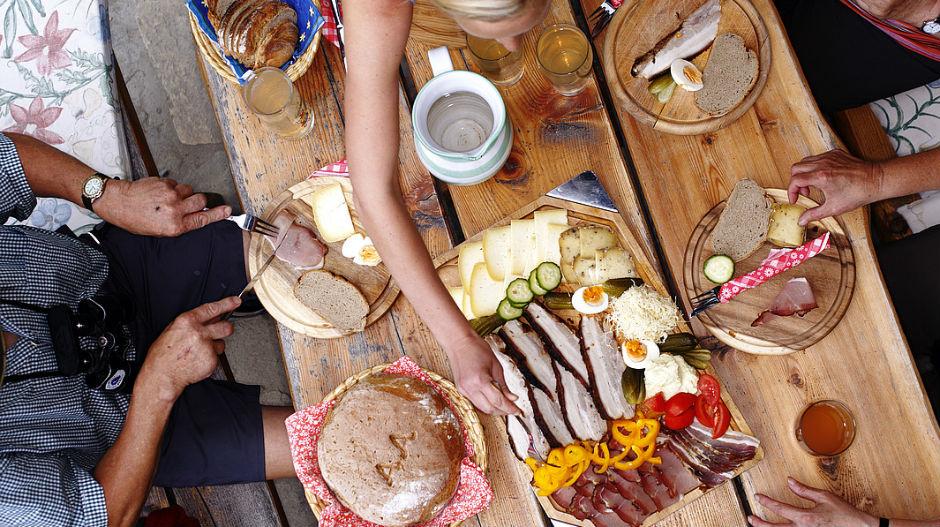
[0,133,129,527]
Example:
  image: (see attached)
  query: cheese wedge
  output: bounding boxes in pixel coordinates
[470,262,505,317]
[574,256,597,286]
[559,227,580,284]
[458,241,485,289]
[578,225,617,256]
[483,225,512,281]
[510,219,535,277]
[768,203,806,247]
[595,247,635,283]
[534,209,568,262]
[307,183,355,242]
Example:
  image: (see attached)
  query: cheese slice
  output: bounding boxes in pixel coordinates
[543,223,570,266]
[483,225,512,281]
[578,225,617,256]
[458,241,485,289]
[307,183,355,242]
[534,209,568,263]
[768,204,806,247]
[595,247,635,283]
[510,219,535,277]
[470,262,505,317]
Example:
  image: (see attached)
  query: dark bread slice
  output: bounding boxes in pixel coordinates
[710,178,773,261]
[294,269,368,332]
[694,33,758,116]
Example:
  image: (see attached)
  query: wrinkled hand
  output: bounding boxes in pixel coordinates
[136,297,240,402]
[748,478,877,527]
[448,333,521,416]
[97,177,231,236]
[787,150,882,226]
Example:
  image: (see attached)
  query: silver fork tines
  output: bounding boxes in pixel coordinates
[589,1,617,39]
[229,214,279,237]
[690,286,721,317]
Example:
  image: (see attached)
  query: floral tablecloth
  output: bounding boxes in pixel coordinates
[1,0,129,233]
[869,79,940,233]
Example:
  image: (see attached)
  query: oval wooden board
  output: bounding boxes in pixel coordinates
[248,177,399,338]
[434,195,763,526]
[603,0,771,135]
[683,189,856,354]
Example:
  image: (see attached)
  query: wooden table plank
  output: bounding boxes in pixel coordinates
[587,0,940,522]
[402,2,749,526]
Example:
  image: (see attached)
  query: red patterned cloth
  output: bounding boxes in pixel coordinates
[285,356,492,527]
[718,232,831,303]
[839,0,940,60]
[308,158,348,178]
[318,0,342,48]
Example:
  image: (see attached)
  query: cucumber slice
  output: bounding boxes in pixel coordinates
[535,262,562,291]
[506,278,534,305]
[497,298,524,320]
[703,254,734,284]
[528,269,548,296]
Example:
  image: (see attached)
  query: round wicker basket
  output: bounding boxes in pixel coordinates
[305,363,488,526]
[188,11,321,84]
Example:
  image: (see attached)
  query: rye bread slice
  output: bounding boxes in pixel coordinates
[294,269,368,332]
[694,33,758,116]
[710,178,773,261]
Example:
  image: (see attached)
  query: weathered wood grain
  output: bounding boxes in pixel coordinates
[587,0,940,523]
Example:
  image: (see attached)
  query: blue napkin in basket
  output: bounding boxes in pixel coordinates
[186,0,326,84]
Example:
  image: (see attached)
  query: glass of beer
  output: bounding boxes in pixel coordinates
[465,34,525,86]
[242,67,314,139]
[536,24,593,96]
[795,400,856,456]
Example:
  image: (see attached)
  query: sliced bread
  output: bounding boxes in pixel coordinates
[710,178,773,261]
[294,270,368,332]
[694,33,758,116]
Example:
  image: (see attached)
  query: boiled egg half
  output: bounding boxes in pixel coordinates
[571,286,609,315]
[622,339,660,369]
[341,233,382,266]
[670,59,704,92]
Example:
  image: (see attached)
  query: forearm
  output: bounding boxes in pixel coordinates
[5,132,94,205]
[94,374,177,527]
[875,148,940,200]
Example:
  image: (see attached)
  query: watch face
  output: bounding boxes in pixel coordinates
[83,177,103,197]
[925,20,940,34]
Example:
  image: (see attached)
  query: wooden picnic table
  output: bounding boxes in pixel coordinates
[196,0,940,525]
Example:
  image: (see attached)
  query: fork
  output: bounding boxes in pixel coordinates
[588,0,622,39]
[227,213,278,237]
[689,286,721,317]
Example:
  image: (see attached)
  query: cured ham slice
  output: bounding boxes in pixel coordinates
[752,277,818,326]
[266,211,327,269]
[524,303,590,385]
[662,421,759,488]
[638,461,679,510]
[500,320,558,397]
[653,442,701,498]
[608,468,658,515]
[580,315,633,421]
[487,334,551,460]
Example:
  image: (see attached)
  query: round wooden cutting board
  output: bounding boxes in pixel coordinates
[248,177,399,338]
[683,190,856,354]
[603,0,771,135]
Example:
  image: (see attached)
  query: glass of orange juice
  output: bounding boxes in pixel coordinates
[794,400,856,456]
[242,67,314,139]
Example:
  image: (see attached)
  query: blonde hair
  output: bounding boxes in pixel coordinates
[429,0,530,21]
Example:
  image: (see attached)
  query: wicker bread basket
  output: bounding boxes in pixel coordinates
[188,10,320,84]
[305,363,488,526]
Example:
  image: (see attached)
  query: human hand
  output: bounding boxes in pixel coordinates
[787,149,883,226]
[96,177,231,237]
[447,333,521,416]
[135,296,240,402]
[748,477,878,527]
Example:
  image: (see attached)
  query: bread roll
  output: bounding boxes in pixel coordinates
[318,374,464,527]
[212,0,299,70]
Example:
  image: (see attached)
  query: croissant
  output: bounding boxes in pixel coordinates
[208,0,299,70]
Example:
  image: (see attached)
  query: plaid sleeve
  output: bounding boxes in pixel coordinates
[0,133,37,223]
[0,452,108,527]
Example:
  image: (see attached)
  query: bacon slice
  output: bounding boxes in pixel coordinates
[500,320,558,397]
[524,302,590,385]
[580,315,633,421]
[487,335,551,460]
[752,277,818,326]
[266,211,327,269]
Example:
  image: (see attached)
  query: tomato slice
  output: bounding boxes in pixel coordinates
[646,392,666,412]
[711,401,730,439]
[665,392,697,416]
[697,374,721,406]
[695,394,715,428]
[664,406,695,430]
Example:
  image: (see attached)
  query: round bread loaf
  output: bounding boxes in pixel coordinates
[318,373,464,527]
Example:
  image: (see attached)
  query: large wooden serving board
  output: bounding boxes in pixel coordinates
[434,195,763,526]
[248,177,400,338]
[603,0,771,135]
[683,189,856,354]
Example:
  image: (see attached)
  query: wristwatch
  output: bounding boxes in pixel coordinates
[924,14,940,34]
[81,173,112,210]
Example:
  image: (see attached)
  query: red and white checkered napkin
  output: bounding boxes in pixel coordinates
[308,158,348,179]
[318,0,342,48]
[718,232,831,303]
[285,356,493,527]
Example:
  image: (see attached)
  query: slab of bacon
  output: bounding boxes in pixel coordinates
[751,277,818,327]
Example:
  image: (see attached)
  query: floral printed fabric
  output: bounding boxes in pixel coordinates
[869,79,940,232]
[0,0,129,233]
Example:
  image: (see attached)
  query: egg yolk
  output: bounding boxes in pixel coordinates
[684,65,702,84]
[583,286,604,305]
[625,340,647,361]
